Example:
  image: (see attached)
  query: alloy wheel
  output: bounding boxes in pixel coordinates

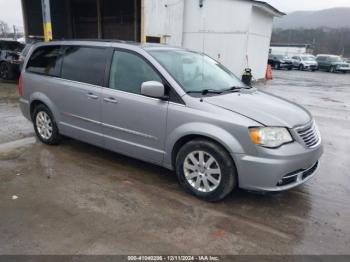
[36,111,53,140]
[183,151,222,193]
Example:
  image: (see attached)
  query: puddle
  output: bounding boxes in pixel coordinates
[0,137,36,160]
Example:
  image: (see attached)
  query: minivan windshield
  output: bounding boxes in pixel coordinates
[148,49,245,93]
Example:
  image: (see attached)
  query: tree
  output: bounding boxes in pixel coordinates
[0,20,10,37]
[271,27,350,57]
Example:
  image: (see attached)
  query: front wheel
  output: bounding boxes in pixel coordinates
[330,66,336,73]
[175,139,237,202]
[33,104,61,145]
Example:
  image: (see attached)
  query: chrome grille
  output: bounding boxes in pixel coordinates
[296,122,320,148]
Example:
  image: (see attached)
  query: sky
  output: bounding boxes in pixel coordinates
[1,0,350,31]
[266,0,350,13]
[0,0,23,30]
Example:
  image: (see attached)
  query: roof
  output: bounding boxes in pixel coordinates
[246,0,285,17]
[32,39,184,51]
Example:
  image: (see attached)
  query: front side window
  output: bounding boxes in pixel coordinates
[26,46,63,76]
[61,46,107,86]
[148,49,245,93]
[109,51,162,94]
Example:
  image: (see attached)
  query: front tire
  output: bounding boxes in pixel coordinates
[175,139,237,202]
[33,104,61,145]
[330,66,336,73]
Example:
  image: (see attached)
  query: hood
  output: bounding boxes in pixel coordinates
[204,90,311,128]
[304,61,317,65]
[281,58,292,63]
[332,62,350,67]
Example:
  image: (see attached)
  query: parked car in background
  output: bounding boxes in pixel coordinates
[292,55,318,71]
[19,41,323,201]
[268,54,293,70]
[0,40,24,80]
[316,55,350,73]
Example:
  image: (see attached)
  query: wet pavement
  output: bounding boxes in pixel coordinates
[0,71,349,255]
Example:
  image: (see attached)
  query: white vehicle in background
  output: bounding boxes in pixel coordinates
[292,55,318,71]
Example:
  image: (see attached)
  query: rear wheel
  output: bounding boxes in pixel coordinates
[299,64,304,71]
[330,66,336,73]
[0,62,14,80]
[175,139,237,202]
[274,63,280,70]
[33,104,61,145]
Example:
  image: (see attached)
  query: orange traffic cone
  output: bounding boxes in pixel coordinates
[266,64,272,80]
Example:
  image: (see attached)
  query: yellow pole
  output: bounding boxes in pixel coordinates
[41,0,53,42]
[141,0,146,43]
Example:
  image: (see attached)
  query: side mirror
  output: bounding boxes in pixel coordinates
[141,81,168,100]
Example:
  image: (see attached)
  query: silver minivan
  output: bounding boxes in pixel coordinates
[19,41,323,201]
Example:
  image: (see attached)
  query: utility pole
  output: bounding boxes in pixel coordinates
[41,0,53,42]
[13,25,17,40]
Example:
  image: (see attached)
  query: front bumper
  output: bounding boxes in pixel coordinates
[304,64,318,70]
[337,67,350,72]
[280,63,293,69]
[233,142,323,192]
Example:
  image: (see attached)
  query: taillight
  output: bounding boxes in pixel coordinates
[18,74,23,97]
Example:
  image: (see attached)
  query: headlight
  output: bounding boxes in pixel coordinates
[249,127,293,148]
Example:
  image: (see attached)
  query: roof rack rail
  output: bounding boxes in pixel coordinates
[53,38,141,44]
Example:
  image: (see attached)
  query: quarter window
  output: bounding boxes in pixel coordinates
[109,51,162,94]
[26,46,63,77]
[61,46,107,86]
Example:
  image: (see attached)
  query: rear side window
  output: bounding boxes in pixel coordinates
[26,46,63,76]
[61,46,107,86]
[109,50,162,94]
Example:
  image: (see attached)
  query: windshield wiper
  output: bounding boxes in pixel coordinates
[186,89,224,95]
[221,86,246,93]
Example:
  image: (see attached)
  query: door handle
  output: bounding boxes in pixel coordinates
[87,93,99,100]
[103,97,118,104]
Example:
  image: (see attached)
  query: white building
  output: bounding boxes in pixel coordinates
[270,44,314,57]
[144,0,284,79]
[22,0,284,80]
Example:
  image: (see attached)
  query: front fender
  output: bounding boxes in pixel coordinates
[164,122,245,169]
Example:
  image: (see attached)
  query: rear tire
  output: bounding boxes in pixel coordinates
[175,139,237,202]
[299,64,304,71]
[33,104,61,145]
[330,66,336,73]
[274,63,280,70]
[0,62,14,80]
